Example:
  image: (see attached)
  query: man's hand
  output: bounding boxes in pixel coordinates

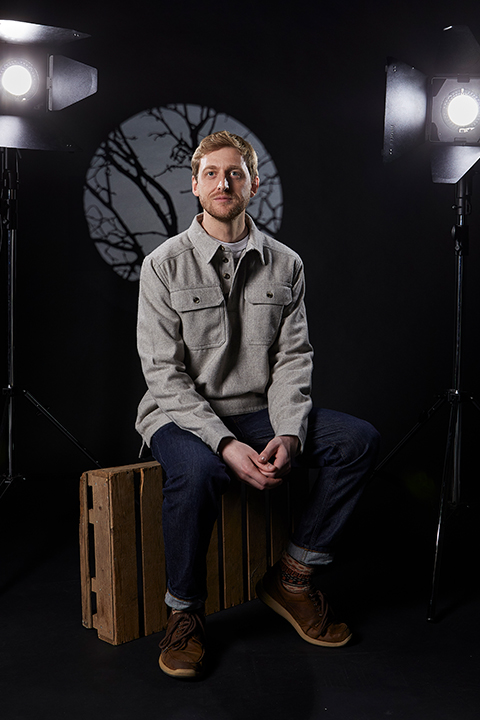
[218,435,299,490]
[218,438,283,490]
[256,435,299,479]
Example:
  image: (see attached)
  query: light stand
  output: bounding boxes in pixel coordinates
[375,172,480,620]
[0,20,101,498]
[1,148,101,500]
[381,25,480,620]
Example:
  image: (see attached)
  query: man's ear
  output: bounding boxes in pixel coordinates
[192,175,199,197]
[250,175,260,198]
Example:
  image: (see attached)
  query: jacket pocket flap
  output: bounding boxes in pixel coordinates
[171,286,224,312]
[245,284,292,305]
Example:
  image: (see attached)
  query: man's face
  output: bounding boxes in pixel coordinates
[192,146,259,223]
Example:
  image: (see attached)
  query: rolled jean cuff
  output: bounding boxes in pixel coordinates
[287,541,333,567]
[165,590,205,612]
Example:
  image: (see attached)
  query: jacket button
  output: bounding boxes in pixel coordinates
[193,296,200,304]
[266,291,273,298]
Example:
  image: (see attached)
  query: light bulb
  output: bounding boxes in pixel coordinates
[447,93,479,127]
[1,64,33,96]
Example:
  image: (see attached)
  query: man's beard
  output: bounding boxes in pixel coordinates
[200,192,250,223]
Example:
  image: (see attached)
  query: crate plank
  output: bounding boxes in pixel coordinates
[205,518,221,615]
[139,463,167,635]
[245,487,268,600]
[79,473,92,629]
[108,470,140,644]
[221,482,244,609]
[88,470,116,643]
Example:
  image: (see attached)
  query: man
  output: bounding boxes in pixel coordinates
[136,130,379,679]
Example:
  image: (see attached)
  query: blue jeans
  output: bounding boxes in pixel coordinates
[151,407,380,610]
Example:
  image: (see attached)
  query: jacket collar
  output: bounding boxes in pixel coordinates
[188,213,266,265]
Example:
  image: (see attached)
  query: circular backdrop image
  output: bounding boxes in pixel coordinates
[84,104,283,281]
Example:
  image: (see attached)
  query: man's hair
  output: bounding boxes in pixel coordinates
[191,130,258,181]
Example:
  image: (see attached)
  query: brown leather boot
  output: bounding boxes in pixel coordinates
[159,611,206,678]
[257,562,352,647]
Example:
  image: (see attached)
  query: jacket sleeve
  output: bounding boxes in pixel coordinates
[266,259,314,452]
[136,256,235,452]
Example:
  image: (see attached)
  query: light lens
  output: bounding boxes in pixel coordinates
[0,59,39,100]
[447,93,479,126]
[2,64,33,96]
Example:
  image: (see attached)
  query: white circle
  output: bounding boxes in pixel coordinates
[84,104,284,281]
[1,64,33,96]
[447,94,479,127]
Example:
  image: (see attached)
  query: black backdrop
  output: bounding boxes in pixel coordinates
[1,1,480,521]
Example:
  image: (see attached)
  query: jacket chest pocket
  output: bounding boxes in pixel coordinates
[171,286,226,349]
[245,283,292,346]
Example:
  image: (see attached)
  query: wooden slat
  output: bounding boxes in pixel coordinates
[139,463,167,635]
[108,470,140,644]
[221,481,244,609]
[205,519,221,615]
[95,460,160,474]
[88,470,116,643]
[79,472,92,629]
[245,486,268,600]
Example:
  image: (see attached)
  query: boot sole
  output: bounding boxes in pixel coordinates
[256,580,352,648]
[159,654,203,678]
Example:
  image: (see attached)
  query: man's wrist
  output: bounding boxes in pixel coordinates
[279,435,300,455]
[217,436,236,457]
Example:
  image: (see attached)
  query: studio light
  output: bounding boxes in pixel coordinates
[0,18,98,150]
[383,25,480,183]
[1,20,101,499]
[379,25,480,623]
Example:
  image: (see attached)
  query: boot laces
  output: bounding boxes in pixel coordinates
[159,611,205,651]
[307,588,332,633]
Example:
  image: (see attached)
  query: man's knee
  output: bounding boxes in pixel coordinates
[307,409,380,468]
[164,452,231,503]
[344,417,381,467]
[356,418,380,451]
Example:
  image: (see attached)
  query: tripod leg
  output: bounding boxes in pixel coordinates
[23,390,102,469]
[470,396,480,414]
[0,389,22,498]
[374,395,446,474]
[427,396,460,621]
[452,400,462,506]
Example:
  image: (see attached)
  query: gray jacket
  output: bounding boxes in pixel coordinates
[136,214,314,453]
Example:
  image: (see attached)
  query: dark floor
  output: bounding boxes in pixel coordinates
[1,470,479,720]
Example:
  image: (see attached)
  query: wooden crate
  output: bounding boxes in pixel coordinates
[80,460,308,645]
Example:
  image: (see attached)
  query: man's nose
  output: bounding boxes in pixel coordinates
[217,175,229,191]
